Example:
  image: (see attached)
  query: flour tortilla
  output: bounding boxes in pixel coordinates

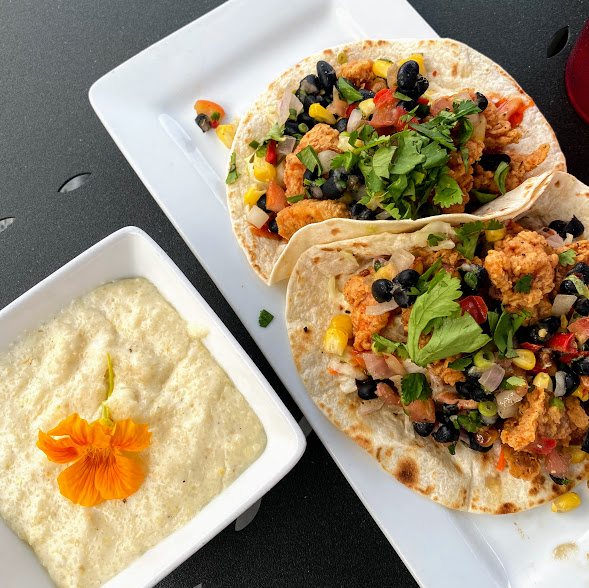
[285,191,589,513]
[228,38,566,285]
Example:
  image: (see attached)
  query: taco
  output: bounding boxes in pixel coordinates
[286,172,589,513]
[227,39,565,285]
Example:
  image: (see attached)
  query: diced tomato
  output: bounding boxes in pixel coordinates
[546,332,577,353]
[405,398,436,423]
[508,99,534,127]
[545,448,570,478]
[346,102,360,117]
[568,317,589,345]
[265,140,277,165]
[526,436,557,454]
[560,351,589,363]
[529,348,557,375]
[459,296,488,324]
[371,105,412,131]
[250,224,281,241]
[417,96,429,105]
[375,382,402,407]
[496,447,506,472]
[194,100,225,128]
[520,342,543,353]
[374,88,396,109]
[265,180,286,213]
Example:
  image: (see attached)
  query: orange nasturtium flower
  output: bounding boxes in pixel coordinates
[37,413,151,507]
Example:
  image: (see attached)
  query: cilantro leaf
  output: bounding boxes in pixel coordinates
[374,260,384,272]
[400,373,431,405]
[371,334,409,360]
[337,77,363,103]
[452,100,482,118]
[421,141,449,170]
[463,271,478,291]
[471,189,499,204]
[226,152,240,184]
[460,145,469,174]
[456,118,473,145]
[393,91,413,101]
[559,249,577,266]
[297,145,323,175]
[258,309,274,328]
[286,194,305,203]
[372,146,396,179]
[433,171,464,209]
[413,257,443,294]
[454,220,503,260]
[448,443,456,455]
[410,121,455,150]
[390,132,426,175]
[248,140,260,150]
[263,123,286,143]
[501,376,527,389]
[514,274,532,293]
[330,151,359,172]
[491,308,529,358]
[427,233,445,247]
[447,356,473,370]
[494,160,510,195]
[456,410,483,433]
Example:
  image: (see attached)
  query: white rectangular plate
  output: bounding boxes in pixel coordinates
[89,1,589,586]
[0,227,305,588]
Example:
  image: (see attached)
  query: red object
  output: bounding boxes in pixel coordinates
[351,349,367,370]
[566,18,589,125]
[545,448,571,478]
[529,348,556,375]
[361,352,394,380]
[374,89,396,108]
[520,342,543,353]
[265,140,277,165]
[346,102,360,117]
[265,180,286,212]
[496,447,506,472]
[417,97,429,105]
[526,437,557,455]
[459,296,488,324]
[194,100,225,128]
[405,398,436,423]
[371,105,413,130]
[568,317,589,344]
[250,224,281,241]
[546,332,577,353]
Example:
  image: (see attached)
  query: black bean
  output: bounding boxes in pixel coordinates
[563,370,581,396]
[455,380,493,402]
[303,93,329,112]
[566,216,584,238]
[256,194,268,212]
[459,265,488,295]
[321,169,348,200]
[268,218,279,233]
[576,297,589,316]
[413,422,435,437]
[549,220,568,236]
[467,433,494,453]
[299,74,321,95]
[297,112,317,129]
[571,357,589,376]
[413,74,429,98]
[350,202,377,220]
[549,475,570,486]
[561,277,582,296]
[372,279,394,303]
[396,60,419,92]
[356,379,378,400]
[359,88,376,100]
[568,262,589,284]
[347,174,362,190]
[442,403,460,417]
[392,289,416,309]
[477,153,511,171]
[582,430,589,454]
[474,92,488,112]
[303,168,319,183]
[392,269,420,289]
[335,117,348,133]
[317,60,337,92]
[433,423,459,444]
[195,113,211,133]
[399,99,416,111]
[284,120,301,136]
[519,316,560,345]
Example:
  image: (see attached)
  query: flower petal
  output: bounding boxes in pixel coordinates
[57,453,105,507]
[37,430,83,464]
[94,451,144,500]
[48,414,111,449]
[110,419,151,452]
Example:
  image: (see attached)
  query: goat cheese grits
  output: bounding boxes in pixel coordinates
[0,278,266,588]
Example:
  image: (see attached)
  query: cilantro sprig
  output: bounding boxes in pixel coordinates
[454,220,504,260]
[559,249,577,266]
[400,373,431,405]
[514,274,532,294]
[226,152,240,184]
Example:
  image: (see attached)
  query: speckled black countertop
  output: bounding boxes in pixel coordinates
[1,1,588,586]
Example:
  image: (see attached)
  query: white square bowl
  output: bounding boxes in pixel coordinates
[0,226,306,588]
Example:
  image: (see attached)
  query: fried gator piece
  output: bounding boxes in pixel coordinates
[343,268,391,351]
[275,200,350,240]
[339,59,375,87]
[484,230,558,317]
[284,124,341,197]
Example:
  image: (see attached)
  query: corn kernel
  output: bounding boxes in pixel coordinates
[398,53,425,74]
[244,186,265,206]
[309,103,336,124]
[338,134,363,153]
[330,315,353,338]
[253,157,276,182]
[358,98,375,118]
[324,328,349,356]
[567,446,587,464]
[512,349,536,370]
[572,385,589,401]
[413,259,424,275]
[373,59,393,78]
[533,372,553,391]
[485,227,507,242]
[215,124,235,148]
[551,492,581,513]
[374,263,395,281]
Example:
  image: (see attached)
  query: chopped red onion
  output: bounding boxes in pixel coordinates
[384,353,407,376]
[389,250,415,272]
[540,228,565,248]
[246,205,269,229]
[278,91,303,126]
[554,371,566,397]
[496,389,521,418]
[276,135,296,158]
[552,294,577,317]
[365,299,399,316]
[361,353,393,379]
[478,363,505,392]
[347,108,363,132]
[327,87,348,118]
[358,398,385,414]
[318,149,338,172]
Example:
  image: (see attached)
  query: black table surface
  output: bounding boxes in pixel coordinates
[1,1,588,586]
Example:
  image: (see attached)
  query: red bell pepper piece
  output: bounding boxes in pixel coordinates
[546,332,577,353]
[346,102,360,118]
[265,140,277,165]
[374,88,396,109]
[520,341,543,353]
[526,437,557,454]
[459,296,488,324]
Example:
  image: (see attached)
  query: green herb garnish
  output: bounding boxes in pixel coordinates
[226,152,240,184]
[447,356,473,371]
[400,373,431,405]
[471,190,499,204]
[427,233,445,247]
[558,250,577,266]
[514,274,532,294]
[372,334,409,360]
[454,220,504,260]
[258,309,274,328]
[337,77,364,103]
[494,160,510,195]
[296,145,323,175]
